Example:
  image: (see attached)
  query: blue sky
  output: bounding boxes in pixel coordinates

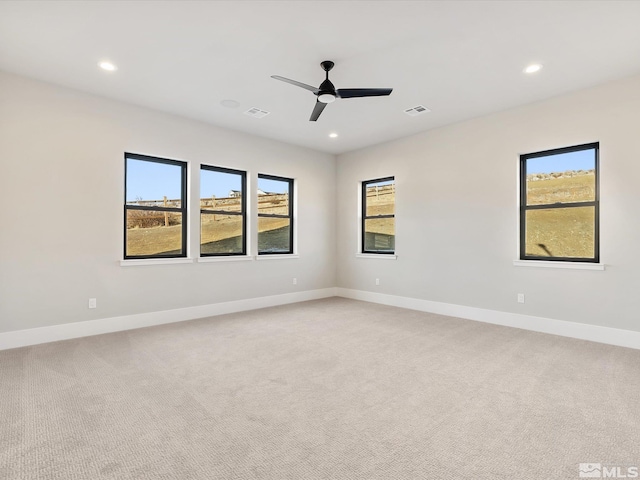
[367,179,394,188]
[126,159,182,201]
[201,173,288,197]
[201,169,242,199]
[526,149,595,175]
[126,159,289,201]
[258,177,289,195]
[127,148,591,202]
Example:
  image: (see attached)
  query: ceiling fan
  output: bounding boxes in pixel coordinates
[271,60,393,121]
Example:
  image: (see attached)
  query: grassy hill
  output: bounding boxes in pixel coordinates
[126,172,596,258]
[524,170,595,258]
[126,194,290,256]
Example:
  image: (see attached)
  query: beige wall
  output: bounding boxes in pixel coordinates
[0,71,336,333]
[337,74,640,332]
[3,68,640,337]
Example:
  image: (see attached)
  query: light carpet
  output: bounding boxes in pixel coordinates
[1,297,639,479]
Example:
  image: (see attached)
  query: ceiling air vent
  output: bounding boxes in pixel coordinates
[404,105,431,116]
[244,107,270,119]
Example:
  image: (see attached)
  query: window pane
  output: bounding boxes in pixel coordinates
[258,217,291,253]
[258,193,289,216]
[525,206,595,258]
[126,159,183,208]
[364,218,395,253]
[365,180,395,216]
[258,177,289,213]
[200,213,243,254]
[201,169,243,213]
[526,149,596,205]
[126,210,183,256]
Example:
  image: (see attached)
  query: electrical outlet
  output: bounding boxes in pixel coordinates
[517,293,525,304]
[88,298,97,309]
[292,277,297,285]
[375,278,380,286]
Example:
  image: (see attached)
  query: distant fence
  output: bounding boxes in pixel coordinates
[130,193,288,208]
[365,184,395,200]
[128,196,182,208]
[527,169,595,182]
[127,194,288,229]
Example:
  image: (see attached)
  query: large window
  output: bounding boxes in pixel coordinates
[124,153,187,259]
[520,143,599,262]
[257,174,293,254]
[200,166,247,256]
[362,177,395,254]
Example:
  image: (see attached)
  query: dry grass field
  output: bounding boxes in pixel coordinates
[362,172,595,258]
[363,185,395,252]
[364,186,395,233]
[126,172,594,258]
[126,220,183,256]
[126,194,290,256]
[525,171,596,258]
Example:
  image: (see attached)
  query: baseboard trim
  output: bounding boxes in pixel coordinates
[0,288,338,351]
[336,288,640,350]
[5,287,638,352]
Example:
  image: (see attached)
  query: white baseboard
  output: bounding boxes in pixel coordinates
[336,288,640,350]
[0,288,338,351]
[5,287,638,352]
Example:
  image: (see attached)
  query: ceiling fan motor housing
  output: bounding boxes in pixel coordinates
[318,78,337,103]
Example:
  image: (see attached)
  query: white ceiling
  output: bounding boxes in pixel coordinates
[2,1,640,155]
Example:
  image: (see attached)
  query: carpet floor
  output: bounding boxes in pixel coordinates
[1,297,639,479]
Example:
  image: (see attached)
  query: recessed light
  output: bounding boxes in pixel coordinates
[329,133,338,138]
[524,64,542,74]
[99,61,117,72]
[221,99,240,109]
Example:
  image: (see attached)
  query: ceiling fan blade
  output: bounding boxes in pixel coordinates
[271,75,319,94]
[336,88,393,98]
[309,100,327,121]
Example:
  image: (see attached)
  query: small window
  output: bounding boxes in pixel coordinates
[200,166,247,256]
[362,177,395,254]
[124,153,187,259]
[257,174,294,254]
[520,143,599,262]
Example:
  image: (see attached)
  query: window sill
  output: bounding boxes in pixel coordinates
[197,255,253,263]
[120,258,194,267]
[356,253,397,260]
[255,254,299,260]
[513,260,605,271]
